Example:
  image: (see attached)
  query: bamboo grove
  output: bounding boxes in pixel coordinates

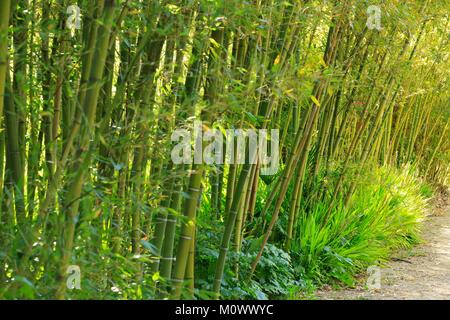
[0,0,448,300]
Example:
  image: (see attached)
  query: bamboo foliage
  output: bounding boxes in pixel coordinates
[0,0,448,300]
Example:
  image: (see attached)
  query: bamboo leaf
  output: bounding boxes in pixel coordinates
[311,95,321,107]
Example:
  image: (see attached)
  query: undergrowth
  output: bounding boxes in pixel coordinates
[196,165,430,299]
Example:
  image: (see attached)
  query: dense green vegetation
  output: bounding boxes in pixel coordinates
[0,0,448,300]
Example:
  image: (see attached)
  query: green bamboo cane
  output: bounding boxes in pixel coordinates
[55,0,116,299]
[0,0,11,130]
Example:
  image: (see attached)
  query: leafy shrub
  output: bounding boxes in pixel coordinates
[195,231,306,299]
[292,165,428,286]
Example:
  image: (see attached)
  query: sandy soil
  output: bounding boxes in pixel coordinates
[316,196,450,300]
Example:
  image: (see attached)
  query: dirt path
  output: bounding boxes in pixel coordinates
[316,199,450,300]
